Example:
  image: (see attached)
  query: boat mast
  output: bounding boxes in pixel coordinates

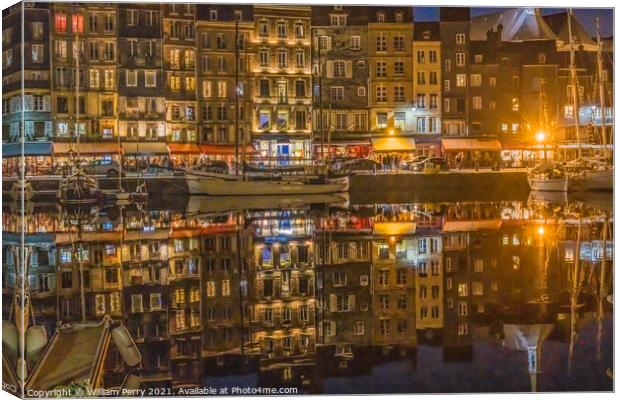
[567,9,582,159]
[74,7,81,161]
[234,17,240,177]
[595,18,609,160]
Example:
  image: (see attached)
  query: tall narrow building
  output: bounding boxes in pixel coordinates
[311,6,371,159]
[368,8,414,137]
[196,5,254,165]
[440,7,470,137]
[163,3,198,166]
[117,4,167,166]
[251,5,313,164]
[412,22,442,157]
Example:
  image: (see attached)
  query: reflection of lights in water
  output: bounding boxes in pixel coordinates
[537,226,545,235]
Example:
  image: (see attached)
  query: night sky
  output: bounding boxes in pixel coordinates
[414,7,613,37]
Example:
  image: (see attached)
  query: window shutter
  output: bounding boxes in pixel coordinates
[329,294,337,312]
[327,36,333,51]
[157,123,165,138]
[118,97,127,112]
[138,98,146,113]
[44,121,52,136]
[43,95,51,111]
[330,321,336,336]
[348,295,356,311]
[345,61,353,79]
[325,61,333,78]
[157,98,165,114]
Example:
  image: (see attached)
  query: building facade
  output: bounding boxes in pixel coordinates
[251,5,313,164]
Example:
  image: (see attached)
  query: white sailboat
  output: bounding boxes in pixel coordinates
[185,169,349,196]
[527,162,569,192]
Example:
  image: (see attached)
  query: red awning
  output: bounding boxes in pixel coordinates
[442,139,501,151]
[167,143,201,154]
[199,144,257,155]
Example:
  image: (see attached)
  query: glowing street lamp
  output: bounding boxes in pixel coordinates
[536,130,547,161]
[388,129,395,136]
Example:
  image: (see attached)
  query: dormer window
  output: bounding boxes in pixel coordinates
[474,54,483,63]
[334,5,343,11]
[330,15,347,27]
[395,12,403,23]
[209,9,217,21]
[377,12,385,23]
[423,31,431,40]
[234,10,242,21]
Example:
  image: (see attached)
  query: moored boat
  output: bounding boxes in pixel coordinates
[527,162,569,192]
[185,169,349,196]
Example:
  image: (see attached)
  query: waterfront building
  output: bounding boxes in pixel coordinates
[195,5,255,165]
[250,5,313,164]
[2,3,53,175]
[117,4,168,169]
[311,6,371,159]
[412,22,442,157]
[162,3,199,167]
[368,7,416,157]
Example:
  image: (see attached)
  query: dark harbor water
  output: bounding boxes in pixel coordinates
[2,193,613,395]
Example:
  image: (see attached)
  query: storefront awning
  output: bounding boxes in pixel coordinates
[122,142,169,155]
[200,144,257,155]
[442,138,501,151]
[371,137,416,152]
[52,142,120,155]
[3,142,52,157]
[167,143,201,154]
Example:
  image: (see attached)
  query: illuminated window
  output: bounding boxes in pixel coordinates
[72,14,84,33]
[458,283,468,297]
[473,96,482,110]
[456,74,466,87]
[456,52,466,66]
[55,12,67,32]
[512,98,519,111]
[456,33,465,44]
[185,76,195,91]
[169,75,180,90]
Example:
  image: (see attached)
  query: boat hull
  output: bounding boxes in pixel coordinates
[528,176,568,192]
[186,173,349,196]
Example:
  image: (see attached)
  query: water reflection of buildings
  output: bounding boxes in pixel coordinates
[2,199,612,393]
